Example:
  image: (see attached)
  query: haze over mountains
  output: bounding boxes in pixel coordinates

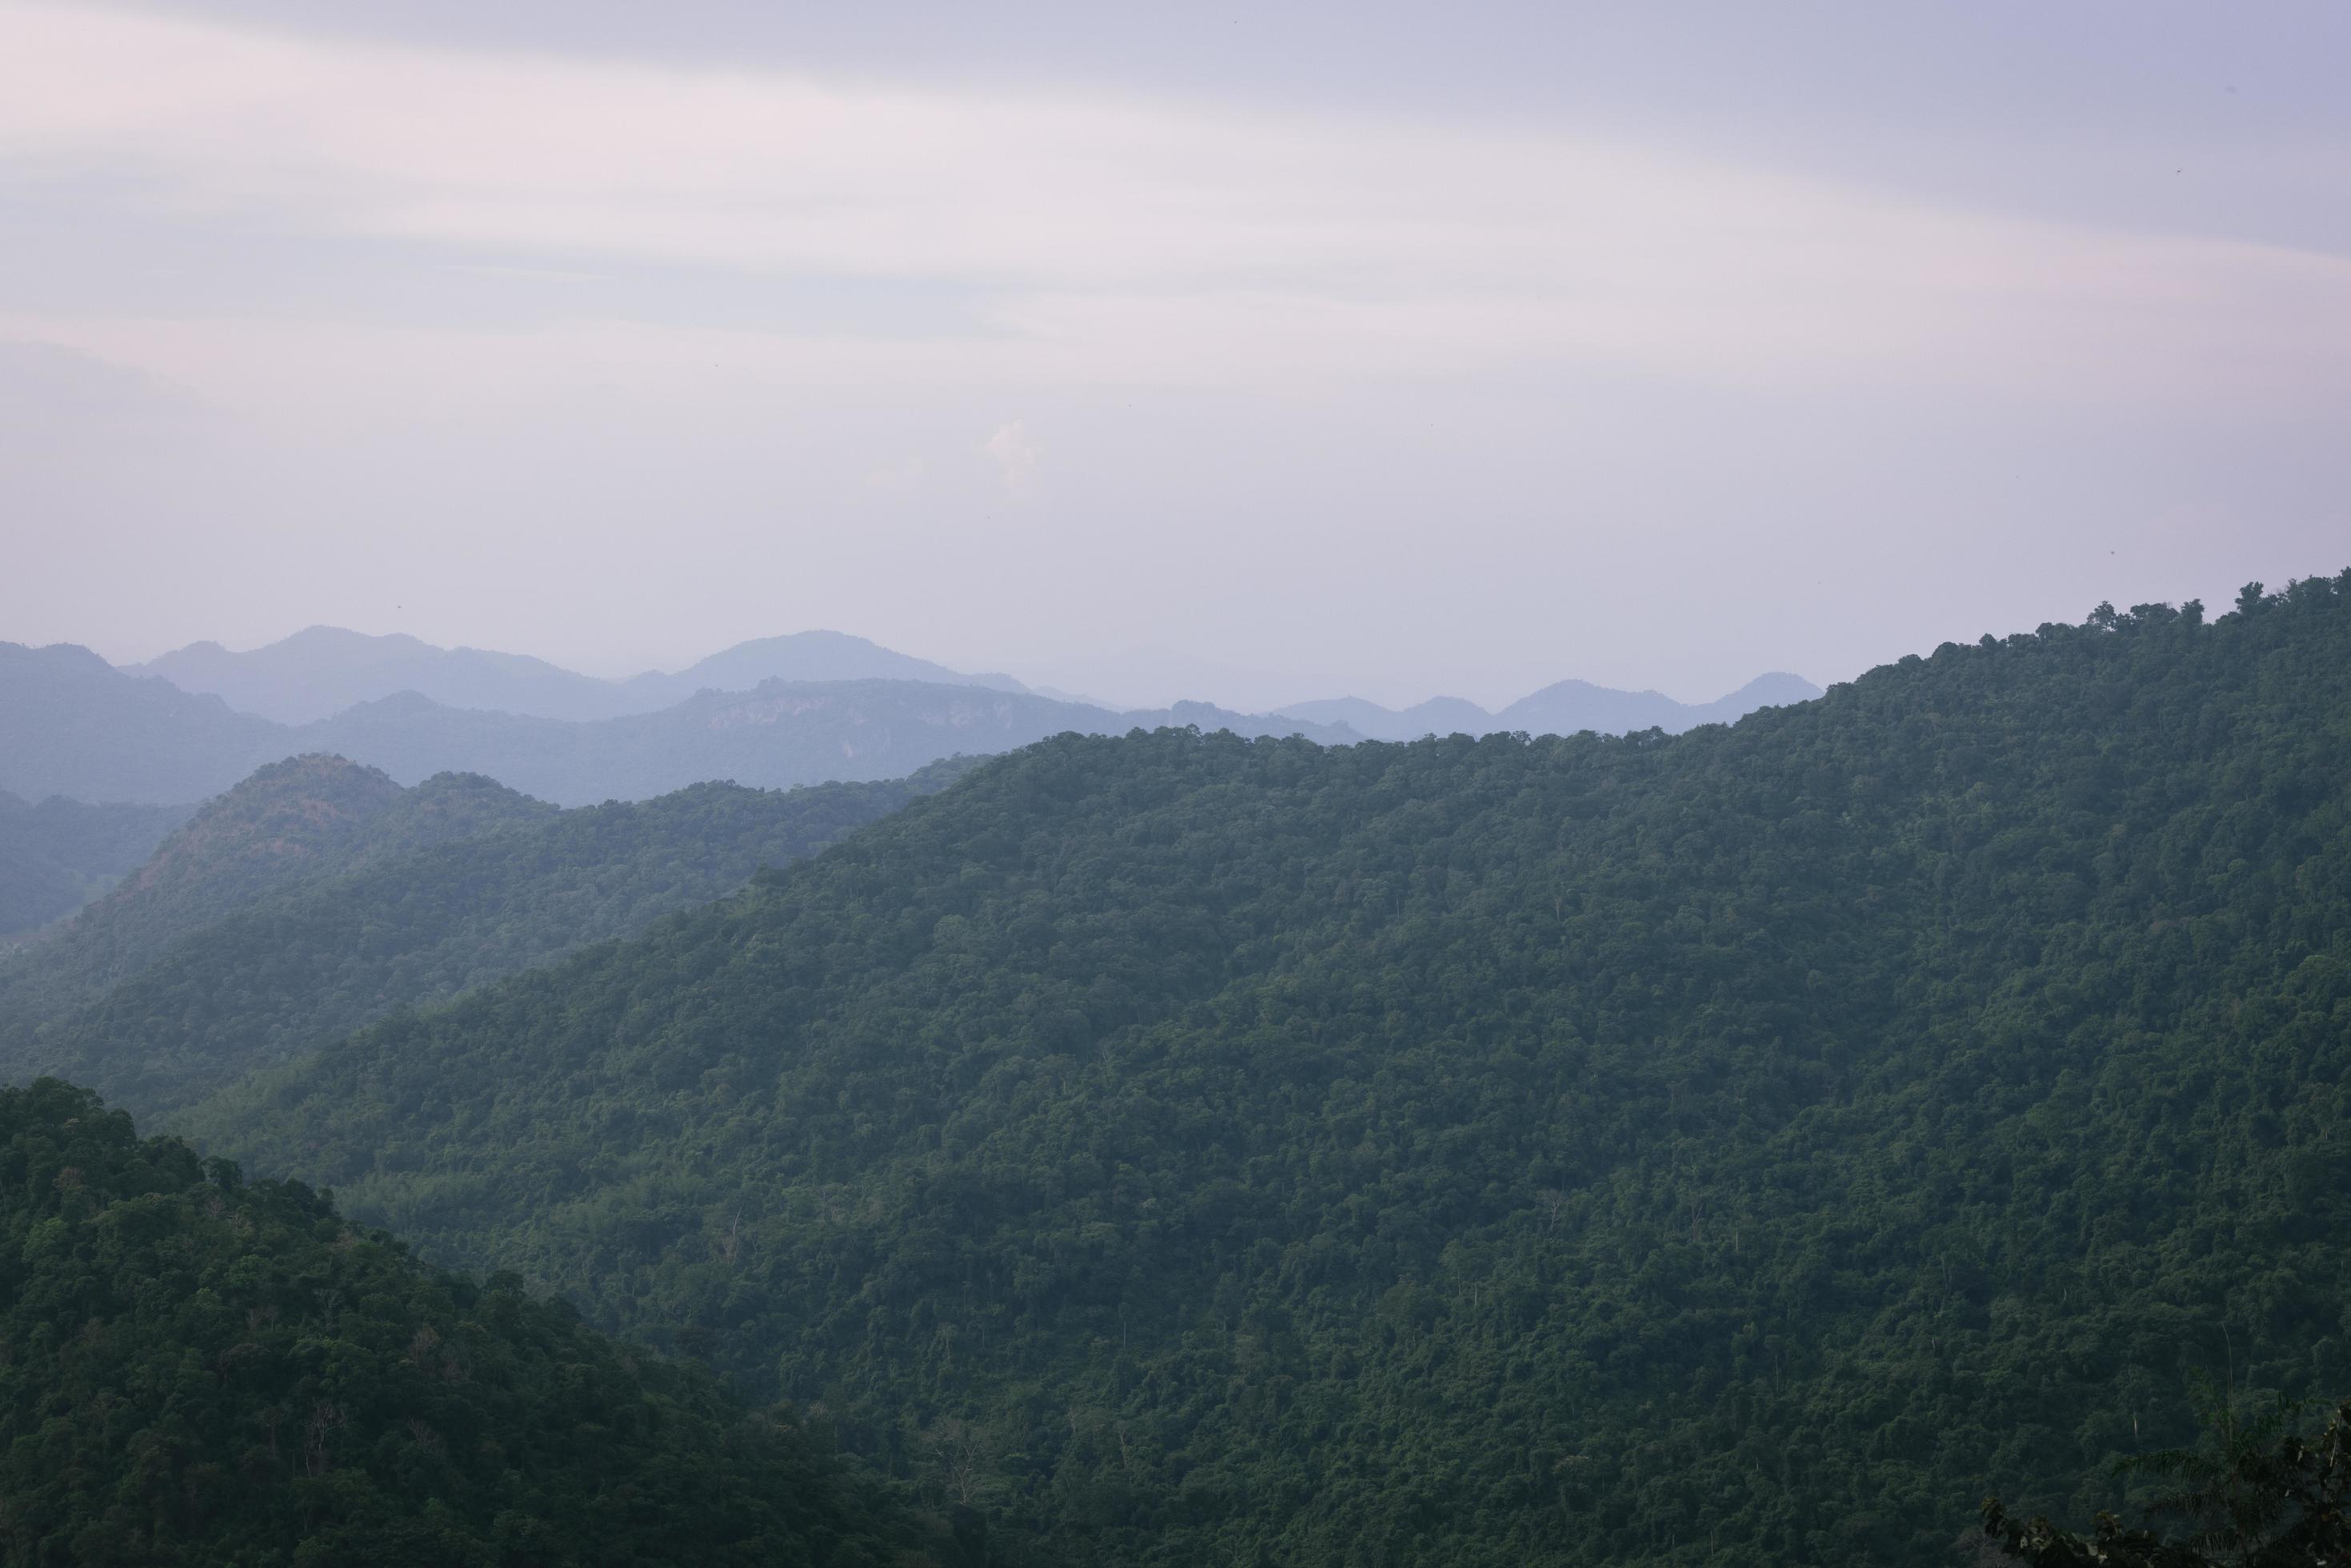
[127,626,1026,725]
[0,792,187,938]
[1,641,1357,807]
[154,578,2351,1565]
[2,575,2349,1564]
[126,625,1814,737]
[2,628,1817,810]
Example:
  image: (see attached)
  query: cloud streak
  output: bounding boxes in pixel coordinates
[4,2,2349,409]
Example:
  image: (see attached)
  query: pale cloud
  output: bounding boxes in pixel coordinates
[2,2,2348,410]
[983,420,1038,493]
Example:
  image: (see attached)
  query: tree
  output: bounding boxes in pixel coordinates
[1983,1392,2351,1566]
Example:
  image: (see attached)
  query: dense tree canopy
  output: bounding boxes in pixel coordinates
[1,759,979,1121]
[0,1079,950,1566]
[182,575,2351,1563]
[1982,1389,2351,1566]
[0,756,552,1022]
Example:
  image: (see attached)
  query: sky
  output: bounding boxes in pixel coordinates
[3,2,2349,712]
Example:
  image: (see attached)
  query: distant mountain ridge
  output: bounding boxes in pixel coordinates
[127,626,1026,724]
[1277,672,1821,741]
[126,626,1817,748]
[1,644,1360,806]
[0,642,280,804]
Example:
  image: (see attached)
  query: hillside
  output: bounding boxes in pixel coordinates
[130,624,1026,725]
[1277,672,1821,741]
[0,1078,948,1564]
[0,756,551,1019]
[6,759,981,1121]
[0,792,188,937]
[184,578,2351,1564]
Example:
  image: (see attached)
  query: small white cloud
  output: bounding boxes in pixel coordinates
[982,419,1039,493]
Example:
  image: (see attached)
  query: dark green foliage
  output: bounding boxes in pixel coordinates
[0,794,188,938]
[0,1078,946,1566]
[184,576,2351,1564]
[2,759,980,1121]
[1982,1390,2351,1565]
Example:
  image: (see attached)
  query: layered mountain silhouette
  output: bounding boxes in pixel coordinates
[168,580,2351,1567]
[126,626,1025,724]
[1277,672,1821,741]
[2,642,1358,806]
[14,631,1818,807]
[0,642,282,804]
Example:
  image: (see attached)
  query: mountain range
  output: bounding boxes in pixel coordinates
[1,641,1358,806]
[10,630,1820,810]
[150,577,2349,1566]
[3,577,2348,1563]
[126,626,1026,725]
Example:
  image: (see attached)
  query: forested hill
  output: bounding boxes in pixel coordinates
[0,756,550,1020]
[0,1080,950,1564]
[188,578,2351,1566]
[1,758,983,1122]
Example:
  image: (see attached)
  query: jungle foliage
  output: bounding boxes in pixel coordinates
[0,1078,950,1566]
[180,574,2351,1564]
[0,756,551,1020]
[1,759,978,1121]
[1982,1386,2350,1566]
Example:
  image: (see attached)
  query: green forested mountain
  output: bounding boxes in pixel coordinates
[183,577,2351,1565]
[0,1078,949,1566]
[0,758,981,1122]
[0,793,188,938]
[0,757,551,1021]
[6,761,979,1121]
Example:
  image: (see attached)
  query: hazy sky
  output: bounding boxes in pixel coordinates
[4,2,2349,710]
